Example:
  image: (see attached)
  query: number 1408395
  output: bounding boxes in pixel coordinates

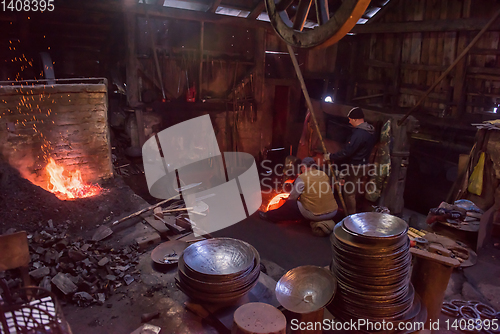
[2,0,54,12]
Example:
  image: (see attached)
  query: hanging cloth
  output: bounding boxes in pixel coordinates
[468,152,486,196]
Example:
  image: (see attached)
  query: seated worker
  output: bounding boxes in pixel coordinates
[259,157,338,236]
[324,107,375,215]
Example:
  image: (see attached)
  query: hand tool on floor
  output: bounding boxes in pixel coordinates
[92,195,181,241]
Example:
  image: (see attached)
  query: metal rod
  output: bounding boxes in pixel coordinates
[286,44,347,214]
[111,194,180,226]
[397,8,500,126]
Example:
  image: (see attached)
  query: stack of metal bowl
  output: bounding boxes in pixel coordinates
[177,238,260,303]
[329,212,414,321]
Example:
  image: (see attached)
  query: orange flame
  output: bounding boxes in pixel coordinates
[45,158,101,200]
[266,193,290,211]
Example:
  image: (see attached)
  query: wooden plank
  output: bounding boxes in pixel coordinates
[427,0,440,109]
[351,17,500,34]
[433,0,447,96]
[384,33,395,63]
[247,2,266,20]
[125,12,140,107]
[466,73,500,81]
[128,4,271,30]
[367,0,401,24]
[410,0,425,97]
[485,32,499,67]
[470,48,500,55]
[368,34,378,84]
[419,31,431,99]
[398,7,500,123]
[451,0,471,116]
[365,59,394,68]
[392,34,404,111]
[467,66,500,75]
[400,30,412,106]
[424,0,437,109]
[443,1,460,67]
[410,247,461,267]
[207,0,223,13]
[399,87,448,101]
[399,0,413,106]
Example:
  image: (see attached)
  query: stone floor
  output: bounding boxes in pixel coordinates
[55,206,500,333]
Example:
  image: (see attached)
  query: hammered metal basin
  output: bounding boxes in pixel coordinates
[183,238,255,276]
[276,266,337,314]
[343,213,408,238]
[177,241,261,304]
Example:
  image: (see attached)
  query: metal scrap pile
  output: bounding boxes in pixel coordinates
[426,199,483,231]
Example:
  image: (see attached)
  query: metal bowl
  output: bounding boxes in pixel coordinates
[151,240,188,265]
[177,242,261,303]
[342,213,408,238]
[276,266,337,314]
[183,238,255,276]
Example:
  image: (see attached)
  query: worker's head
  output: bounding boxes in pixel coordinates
[300,157,316,173]
[347,107,365,127]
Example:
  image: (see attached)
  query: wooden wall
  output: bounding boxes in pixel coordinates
[126,12,276,158]
[342,0,500,118]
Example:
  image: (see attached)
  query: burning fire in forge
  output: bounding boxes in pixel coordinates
[266,193,290,211]
[45,158,101,200]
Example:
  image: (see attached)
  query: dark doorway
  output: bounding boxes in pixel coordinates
[272,85,289,148]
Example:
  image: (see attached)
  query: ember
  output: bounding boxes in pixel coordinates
[266,193,290,211]
[45,158,102,200]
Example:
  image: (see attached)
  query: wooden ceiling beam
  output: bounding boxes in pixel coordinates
[366,0,399,24]
[353,18,500,34]
[129,4,271,30]
[207,0,223,13]
[247,1,266,20]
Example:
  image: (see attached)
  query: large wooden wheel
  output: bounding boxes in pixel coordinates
[265,0,371,48]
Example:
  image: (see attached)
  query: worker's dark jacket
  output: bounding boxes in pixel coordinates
[329,122,375,165]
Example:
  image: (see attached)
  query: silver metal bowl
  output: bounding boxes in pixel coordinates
[343,213,408,238]
[276,266,337,314]
[183,238,255,276]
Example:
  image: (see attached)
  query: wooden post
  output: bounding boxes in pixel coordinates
[125,12,140,107]
[410,248,460,327]
[286,44,347,214]
[392,34,404,112]
[451,0,471,117]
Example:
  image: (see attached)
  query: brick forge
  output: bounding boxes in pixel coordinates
[0,79,113,191]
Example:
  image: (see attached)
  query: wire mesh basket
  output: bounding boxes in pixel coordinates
[0,283,72,334]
